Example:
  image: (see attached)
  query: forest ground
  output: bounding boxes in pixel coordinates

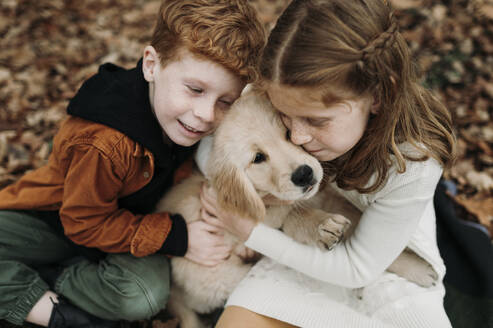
[0,0,492,327]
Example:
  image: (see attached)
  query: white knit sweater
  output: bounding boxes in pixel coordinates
[224,147,452,328]
[244,155,445,287]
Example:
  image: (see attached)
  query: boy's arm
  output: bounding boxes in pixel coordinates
[59,143,188,257]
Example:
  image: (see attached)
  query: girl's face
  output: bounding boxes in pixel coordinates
[267,83,377,162]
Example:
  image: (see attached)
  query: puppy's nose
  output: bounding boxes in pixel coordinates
[291,165,314,187]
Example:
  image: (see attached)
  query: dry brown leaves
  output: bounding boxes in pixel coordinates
[0,0,492,327]
[392,0,493,235]
[0,0,492,235]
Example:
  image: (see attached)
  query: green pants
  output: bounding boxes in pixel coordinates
[0,210,171,325]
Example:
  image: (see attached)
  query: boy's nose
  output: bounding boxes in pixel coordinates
[193,101,215,123]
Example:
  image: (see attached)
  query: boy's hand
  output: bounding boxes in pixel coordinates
[200,183,256,242]
[184,220,232,266]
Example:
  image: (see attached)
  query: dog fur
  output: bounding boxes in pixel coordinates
[155,89,437,328]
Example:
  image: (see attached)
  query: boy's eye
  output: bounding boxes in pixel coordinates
[219,99,232,107]
[187,85,203,94]
[253,152,267,164]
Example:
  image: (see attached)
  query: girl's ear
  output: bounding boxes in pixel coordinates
[142,46,158,82]
[209,158,266,222]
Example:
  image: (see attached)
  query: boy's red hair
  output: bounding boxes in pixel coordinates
[151,0,265,83]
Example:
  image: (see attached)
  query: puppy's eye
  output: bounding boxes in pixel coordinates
[253,152,266,164]
[285,129,291,141]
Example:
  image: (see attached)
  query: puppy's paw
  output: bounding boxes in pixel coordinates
[407,264,439,288]
[387,250,439,288]
[317,214,351,250]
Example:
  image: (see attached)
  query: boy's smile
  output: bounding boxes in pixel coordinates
[143,46,245,147]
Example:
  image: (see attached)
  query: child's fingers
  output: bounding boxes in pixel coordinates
[187,256,223,267]
[200,194,217,216]
[186,246,232,266]
[206,248,231,261]
[205,225,224,234]
[192,216,220,231]
[200,183,218,205]
[213,243,233,255]
[202,221,223,234]
[207,234,232,248]
[200,208,225,229]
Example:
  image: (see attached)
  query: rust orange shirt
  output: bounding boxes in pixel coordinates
[0,116,193,257]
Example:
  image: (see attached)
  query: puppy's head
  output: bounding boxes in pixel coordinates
[207,89,323,222]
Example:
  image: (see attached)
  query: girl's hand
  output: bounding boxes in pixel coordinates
[184,220,232,266]
[235,245,261,263]
[200,183,257,242]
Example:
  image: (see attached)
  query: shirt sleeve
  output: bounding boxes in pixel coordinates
[59,143,178,257]
[245,161,442,288]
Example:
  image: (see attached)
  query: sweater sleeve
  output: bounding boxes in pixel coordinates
[59,143,186,257]
[245,160,443,288]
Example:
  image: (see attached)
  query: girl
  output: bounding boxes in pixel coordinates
[200,0,456,327]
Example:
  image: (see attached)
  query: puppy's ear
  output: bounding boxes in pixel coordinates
[210,160,266,222]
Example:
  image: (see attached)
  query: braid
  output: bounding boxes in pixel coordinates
[357,14,398,68]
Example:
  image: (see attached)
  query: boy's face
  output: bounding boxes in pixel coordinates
[143,46,245,147]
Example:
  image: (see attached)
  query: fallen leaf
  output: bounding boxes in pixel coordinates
[454,193,493,235]
[390,0,423,9]
[479,4,493,19]
[465,171,493,192]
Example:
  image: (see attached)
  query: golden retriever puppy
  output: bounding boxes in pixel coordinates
[156,89,437,328]
[156,89,348,328]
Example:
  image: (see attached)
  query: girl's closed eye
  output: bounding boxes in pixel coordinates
[306,117,331,127]
[186,85,203,94]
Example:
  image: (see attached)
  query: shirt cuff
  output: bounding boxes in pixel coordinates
[244,223,292,261]
[159,214,188,256]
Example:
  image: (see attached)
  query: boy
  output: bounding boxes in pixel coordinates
[0,1,265,327]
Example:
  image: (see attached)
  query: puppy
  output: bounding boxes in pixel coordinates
[156,89,437,328]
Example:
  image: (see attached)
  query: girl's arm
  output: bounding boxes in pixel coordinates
[201,160,442,288]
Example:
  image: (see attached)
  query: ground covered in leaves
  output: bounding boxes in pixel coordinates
[0,0,492,327]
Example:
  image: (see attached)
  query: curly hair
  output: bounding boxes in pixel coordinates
[260,0,456,193]
[150,0,266,83]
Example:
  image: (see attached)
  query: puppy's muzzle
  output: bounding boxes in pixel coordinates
[291,165,317,192]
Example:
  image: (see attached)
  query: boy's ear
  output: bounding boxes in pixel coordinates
[142,45,158,82]
[370,96,380,115]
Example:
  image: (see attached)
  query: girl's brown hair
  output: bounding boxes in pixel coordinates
[261,0,456,193]
[151,0,265,83]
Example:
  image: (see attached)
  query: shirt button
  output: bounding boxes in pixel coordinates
[143,171,150,179]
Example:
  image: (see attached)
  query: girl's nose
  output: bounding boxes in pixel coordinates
[290,120,312,145]
[193,100,215,123]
